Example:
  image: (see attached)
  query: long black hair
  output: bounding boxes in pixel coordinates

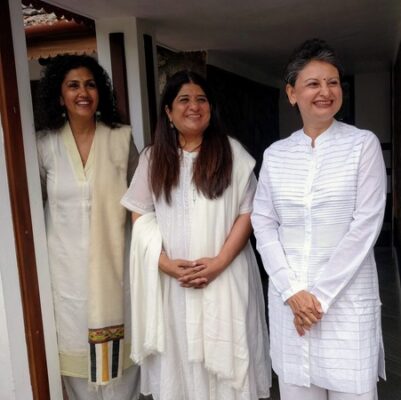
[150,70,232,203]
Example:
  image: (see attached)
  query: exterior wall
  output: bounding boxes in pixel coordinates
[96,17,154,150]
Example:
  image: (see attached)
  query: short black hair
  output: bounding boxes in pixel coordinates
[35,54,120,131]
[284,38,344,86]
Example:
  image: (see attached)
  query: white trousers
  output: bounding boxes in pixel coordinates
[63,365,140,400]
[279,379,377,400]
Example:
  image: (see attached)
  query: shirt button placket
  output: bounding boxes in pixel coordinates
[302,147,317,384]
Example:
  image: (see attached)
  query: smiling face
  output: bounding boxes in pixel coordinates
[60,67,99,122]
[165,82,211,139]
[286,60,343,132]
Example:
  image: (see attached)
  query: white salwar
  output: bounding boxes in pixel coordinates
[37,124,140,400]
[121,138,271,400]
[251,120,386,395]
[278,379,377,400]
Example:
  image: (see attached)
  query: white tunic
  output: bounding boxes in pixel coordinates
[37,127,134,378]
[37,129,94,365]
[121,140,271,400]
[251,120,386,394]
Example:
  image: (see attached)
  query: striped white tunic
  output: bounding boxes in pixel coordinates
[251,120,386,394]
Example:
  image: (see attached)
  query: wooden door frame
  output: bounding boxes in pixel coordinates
[0,1,50,398]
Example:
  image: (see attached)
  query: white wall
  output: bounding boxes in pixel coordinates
[0,275,15,400]
[96,17,155,150]
[0,117,32,400]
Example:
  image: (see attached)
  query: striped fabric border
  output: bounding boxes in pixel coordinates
[88,324,124,384]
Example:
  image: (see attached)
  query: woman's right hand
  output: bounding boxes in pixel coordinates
[158,252,207,288]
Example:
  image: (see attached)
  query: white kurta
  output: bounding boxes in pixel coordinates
[251,120,386,394]
[37,126,134,379]
[121,139,271,400]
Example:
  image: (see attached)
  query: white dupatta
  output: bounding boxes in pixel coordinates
[129,138,267,390]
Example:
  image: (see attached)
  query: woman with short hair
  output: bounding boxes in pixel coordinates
[252,39,386,400]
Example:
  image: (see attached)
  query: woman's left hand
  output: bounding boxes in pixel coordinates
[178,257,224,288]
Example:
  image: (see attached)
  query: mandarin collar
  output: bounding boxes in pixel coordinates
[295,119,337,146]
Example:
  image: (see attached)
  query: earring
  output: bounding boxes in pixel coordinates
[169,120,175,129]
[96,110,101,120]
[61,107,67,120]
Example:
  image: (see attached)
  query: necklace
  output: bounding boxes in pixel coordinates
[179,133,203,153]
[183,142,202,153]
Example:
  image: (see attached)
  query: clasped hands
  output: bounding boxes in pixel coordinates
[159,253,224,289]
[287,290,323,336]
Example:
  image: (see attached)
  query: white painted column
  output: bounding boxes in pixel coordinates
[0,116,32,400]
[7,1,63,399]
[96,17,157,150]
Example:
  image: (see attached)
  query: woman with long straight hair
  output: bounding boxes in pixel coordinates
[122,70,271,400]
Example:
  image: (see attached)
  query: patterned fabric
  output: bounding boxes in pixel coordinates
[88,325,125,343]
[252,120,387,394]
[89,324,125,380]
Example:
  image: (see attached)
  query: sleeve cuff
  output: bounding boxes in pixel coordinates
[309,287,331,313]
[281,281,307,303]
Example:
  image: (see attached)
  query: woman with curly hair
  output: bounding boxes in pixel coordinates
[36,54,140,400]
[121,70,271,400]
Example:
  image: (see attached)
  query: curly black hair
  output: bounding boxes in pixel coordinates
[35,54,120,131]
[284,38,344,87]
